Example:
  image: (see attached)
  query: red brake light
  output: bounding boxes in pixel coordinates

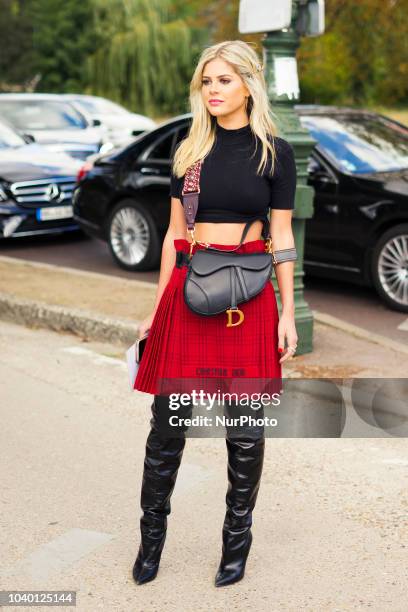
[76,161,93,183]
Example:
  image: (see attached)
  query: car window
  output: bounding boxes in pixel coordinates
[147,132,175,160]
[0,121,25,148]
[300,114,408,174]
[75,97,129,116]
[0,100,87,131]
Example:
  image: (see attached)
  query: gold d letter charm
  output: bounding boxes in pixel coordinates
[226,308,244,327]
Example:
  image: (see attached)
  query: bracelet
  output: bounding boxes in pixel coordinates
[272,247,298,265]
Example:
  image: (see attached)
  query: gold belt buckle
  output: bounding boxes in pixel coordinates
[226,308,244,327]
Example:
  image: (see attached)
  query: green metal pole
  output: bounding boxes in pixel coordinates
[262,1,316,354]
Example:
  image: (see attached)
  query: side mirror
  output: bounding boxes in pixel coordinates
[308,157,321,174]
[314,172,333,184]
[308,157,334,184]
[22,133,35,144]
[92,118,102,127]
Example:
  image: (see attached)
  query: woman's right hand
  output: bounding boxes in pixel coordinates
[138,311,156,340]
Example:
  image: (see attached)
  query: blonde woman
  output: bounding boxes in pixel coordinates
[133,40,298,587]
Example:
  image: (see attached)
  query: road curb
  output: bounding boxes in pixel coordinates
[0,255,156,290]
[1,250,407,355]
[313,310,408,356]
[0,291,138,346]
[0,290,407,356]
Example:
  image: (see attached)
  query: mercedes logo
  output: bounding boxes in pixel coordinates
[45,183,63,202]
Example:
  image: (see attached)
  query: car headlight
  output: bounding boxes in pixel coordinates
[99,141,115,155]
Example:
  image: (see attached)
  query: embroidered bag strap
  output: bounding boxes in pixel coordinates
[181,160,202,231]
[181,159,271,252]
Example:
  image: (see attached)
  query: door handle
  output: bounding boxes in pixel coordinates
[140,167,161,175]
[325,204,339,214]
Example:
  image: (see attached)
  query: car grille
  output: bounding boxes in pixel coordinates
[10,177,77,209]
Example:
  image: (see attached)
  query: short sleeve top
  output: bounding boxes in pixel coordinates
[169,122,297,223]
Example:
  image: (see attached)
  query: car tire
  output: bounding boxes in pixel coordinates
[106,199,161,271]
[371,223,408,313]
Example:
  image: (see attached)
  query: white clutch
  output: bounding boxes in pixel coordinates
[125,333,149,390]
[125,341,139,390]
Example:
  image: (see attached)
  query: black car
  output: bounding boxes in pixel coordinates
[73,107,408,313]
[0,119,82,239]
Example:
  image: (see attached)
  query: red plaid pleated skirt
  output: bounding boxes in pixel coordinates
[134,238,282,398]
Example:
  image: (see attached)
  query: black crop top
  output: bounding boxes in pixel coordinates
[169,121,297,223]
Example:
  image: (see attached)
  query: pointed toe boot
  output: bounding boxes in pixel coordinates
[132,395,190,585]
[215,425,265,588]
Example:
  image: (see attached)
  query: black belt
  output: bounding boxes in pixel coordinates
[175,251,190,268]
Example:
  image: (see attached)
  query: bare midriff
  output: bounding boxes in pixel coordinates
[184,220,264,245]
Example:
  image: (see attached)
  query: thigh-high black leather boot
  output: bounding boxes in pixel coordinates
[132,394,191,585]
[215,402,265,587]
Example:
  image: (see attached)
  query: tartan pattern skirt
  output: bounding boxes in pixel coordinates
[134,238,282,397]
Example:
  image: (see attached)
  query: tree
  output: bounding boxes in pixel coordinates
[29,0,99,92]
[87,0,205,115]
[298,0,408,106]
[0,1,34,89]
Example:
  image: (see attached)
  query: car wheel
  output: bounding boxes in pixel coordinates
[371,223,408,313]
[107,199,161,271]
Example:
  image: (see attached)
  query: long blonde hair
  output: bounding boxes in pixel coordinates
[172,40,279,179]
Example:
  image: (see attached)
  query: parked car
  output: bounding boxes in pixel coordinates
[73,117,190,271]
[73,108,408,312]
[0,93,107,161]
[296,105,408,312]
[0,118,82,239]
[62,94,157,147]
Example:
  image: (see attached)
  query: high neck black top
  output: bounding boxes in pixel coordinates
[169,121,297,223]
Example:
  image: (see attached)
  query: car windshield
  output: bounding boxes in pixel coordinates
[300,114,408,173]
[0,122,25,149]
[0,100,88,131]
[74,97,129,116]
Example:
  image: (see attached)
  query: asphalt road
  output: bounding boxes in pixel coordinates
[1,320,407,611]
[1,231,407,346]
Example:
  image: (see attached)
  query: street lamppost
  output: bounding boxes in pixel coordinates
[239,0,324,354]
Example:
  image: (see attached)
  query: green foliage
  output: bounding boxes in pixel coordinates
[0,1,34,88]
[298,33,353,104]
[298,0,408,107]
[28,0,100,92]
[0,0,406,110]
[86,0,205,115]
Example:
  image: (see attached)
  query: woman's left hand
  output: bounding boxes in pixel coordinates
[278,311,298,364]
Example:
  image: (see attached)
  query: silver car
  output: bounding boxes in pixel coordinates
[63,94,157,147]
[0,93,107,161]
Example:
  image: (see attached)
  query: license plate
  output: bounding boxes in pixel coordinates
[36,205,73,221]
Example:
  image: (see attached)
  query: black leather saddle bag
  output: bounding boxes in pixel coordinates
[180,157,296,327]
[184,248,272,316]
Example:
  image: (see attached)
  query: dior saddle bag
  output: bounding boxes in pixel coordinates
[180,158,297,327]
